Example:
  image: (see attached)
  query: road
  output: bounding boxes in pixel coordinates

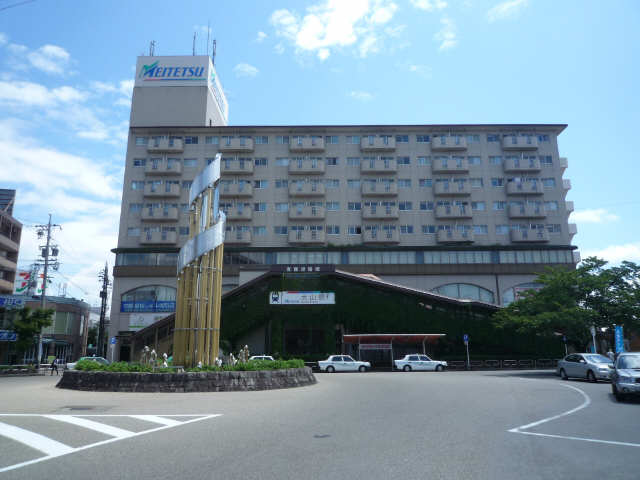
[1,370,638,479]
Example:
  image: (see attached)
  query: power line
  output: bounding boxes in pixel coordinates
[0,0,35,13]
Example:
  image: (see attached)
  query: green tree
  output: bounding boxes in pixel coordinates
[493,257,640,351]
[87,325,98,347]
[0,307,55,356]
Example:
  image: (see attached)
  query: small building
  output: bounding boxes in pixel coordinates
[0,295,90,364]
[0,189,21,295]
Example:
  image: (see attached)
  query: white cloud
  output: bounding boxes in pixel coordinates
[349,90,373,101]
[582,243,640,264]
[0,32,7,46]
[274,43,285,55]
[256,31,268,42]
[571,209,620,224]
[270,0,400,60]
[0,81,87,107]
[410,0,447,11]
[27,44,71,74]
[434,17,457,51]
[233,63,259,77]
[487,0,528,22]
[408,63,432,79]
[90,79,133,107]
[7,43,27,55]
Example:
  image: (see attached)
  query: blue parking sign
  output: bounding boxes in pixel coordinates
[463,334,469,343]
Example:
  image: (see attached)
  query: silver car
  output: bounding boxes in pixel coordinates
[557,353,612,382]
[610,353,640,402]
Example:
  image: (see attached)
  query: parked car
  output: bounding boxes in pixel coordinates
[66,356,110,370]
[249,355,275,361]
[394,354,447,372]
[610,352,640,402]
[557,353,612,382]
[318,355,370,372]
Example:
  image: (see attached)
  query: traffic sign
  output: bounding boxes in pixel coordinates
[110,337,117,345]
[463,334,469,343]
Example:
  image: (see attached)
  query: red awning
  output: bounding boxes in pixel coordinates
[343,334,445,345]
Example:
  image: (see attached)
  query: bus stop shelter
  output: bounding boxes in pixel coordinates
[343,334,446,369]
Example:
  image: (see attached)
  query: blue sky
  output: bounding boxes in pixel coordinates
[0,0,638,306]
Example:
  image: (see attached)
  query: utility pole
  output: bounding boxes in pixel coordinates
[97,263,110,358]
[34,214,61,369]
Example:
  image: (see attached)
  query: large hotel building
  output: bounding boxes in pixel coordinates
[109,55,578,356]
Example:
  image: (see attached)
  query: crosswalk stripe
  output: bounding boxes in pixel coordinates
[128,415,182,427]
[43,415,135,438]
[0,420,74,456]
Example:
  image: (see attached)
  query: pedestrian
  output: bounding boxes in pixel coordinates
[50,357,58,376]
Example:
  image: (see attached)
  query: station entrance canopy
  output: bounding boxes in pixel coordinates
[343,334,446,368]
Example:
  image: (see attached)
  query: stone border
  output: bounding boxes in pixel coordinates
[56,367,316,392]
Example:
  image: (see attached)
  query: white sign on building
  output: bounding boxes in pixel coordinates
[269,291,335,305]
[128,313,167,332]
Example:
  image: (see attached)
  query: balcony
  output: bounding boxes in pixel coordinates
[360,137,396,151]
[218,138,254,153]
[225,208,252,221]
[147,138,183,153]
[506,182,544,195]
[560,157,568,169]
[221,160,254,174]
[503,157,541,173]
[510,229,549,242]
[288,206,326,220]
[288,230,326,244]
[360,159,397,174]
[566,200,574,213]
[288,137,325,152]
[508,205,547,218]
[143,183,181,198]
[435,205,472,219]
[434,182,471,196]
[436,230,474,243]
[225,231,252,245]
[0,278,13,293]
[288,159,326,175]
[568,223,578,236]
[0,234,19,253]
[141,207,179,222]
[144,161,182,176]
[363,229,400,244]
[219,183,253,198]
[139,231,178,245]
[431,136,467,151]
[361,183,398,196]
[288,183,326,197]
[563,179,572,190]
[362,205,399,219]
[432,158,469,173]
[0,255,17,271]
[501,136,539,150]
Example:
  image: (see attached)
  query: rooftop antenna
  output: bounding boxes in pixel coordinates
[149,40,156,56]
[192,31,197,55]
[212,39,217,66]
[206,21,210,56]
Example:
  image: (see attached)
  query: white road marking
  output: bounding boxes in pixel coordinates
[509,382,640,448]
[0,421,74,457]
[0,414,221,474]
[128,415,181,427]
[43,415,135,438]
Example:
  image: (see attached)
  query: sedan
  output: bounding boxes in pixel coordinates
[394,354,447,372]
[610,352,640,402]
[66,356,110,370]
[557,353,612,382]
[318,355,370,373]
[249,355,275,361]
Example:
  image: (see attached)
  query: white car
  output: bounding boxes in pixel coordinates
[318,355,370,373]
[249,355,275,361]
[394,354,447,372]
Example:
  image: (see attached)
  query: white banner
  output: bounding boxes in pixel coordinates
[269,291,335,305]
[128,313,167,332]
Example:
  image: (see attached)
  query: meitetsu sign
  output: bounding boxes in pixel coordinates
[269,291,335,305]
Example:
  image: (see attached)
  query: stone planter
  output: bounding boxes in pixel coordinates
[56,367,316,392]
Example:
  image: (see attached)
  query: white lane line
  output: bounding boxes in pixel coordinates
[509,383,590,433]
[128,415,182,427]
[43,415,135,438]
[508,382,640,448]
[0,421,74,457]
[0,414,221,474]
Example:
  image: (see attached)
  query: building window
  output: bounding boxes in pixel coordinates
[398,179,411,188]
[121,285,177,313]
[254,157,268,167]
[399,201,412,211]
[131,181,145,190]
[489,156,502,165]
[473,225,488,234]
[397,156,410,165]
[544,201,559,211]
[432,283,494,303]
[129,203,143,213]
[400,225,414,234]
[496,225,509,235]
[493,201,506,211]
[275,202,289,212]
[205,136,219,144]
[542,178,556,188]
[254,180,268,189]
[347,202,362,211]
[466,135,480,143]
[274,226,288,235]
[326,157,338,166]
[325,135,339,144]
[274,157,289,167]
[467,156,481,165]
[487,134,499,142]
[416,135,430,143]
[471,201,485,211]
[347,179,361,189]
[347,157,361,166]
[206,157,216,165]
[348,225,362,235]
[323,179,339,188]
[276,136,289,144]
[491,178,505,187]
[416,156,431,167]
[254,136,269,144]
[420,201,434,211]
[127,227,140,236]
[133,158,146,167]
[179,226,189,235]
[327,225,340,235]
[537,134,550,142]
[184,136,198,144]
[135,136,148,146]
[418,178,432,188]
[540,155,553,165]
[253,202,267,212]
[546,224,561,233]
[346,135,360,144]
[180,158,195,167]
[326,201,340,211]
[275,179,288,188]
[252,226,267,236]
[182,180,192,189]
[422,225,436,234]
[395,134,409,143]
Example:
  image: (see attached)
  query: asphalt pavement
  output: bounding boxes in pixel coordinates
[0,370,638,480]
